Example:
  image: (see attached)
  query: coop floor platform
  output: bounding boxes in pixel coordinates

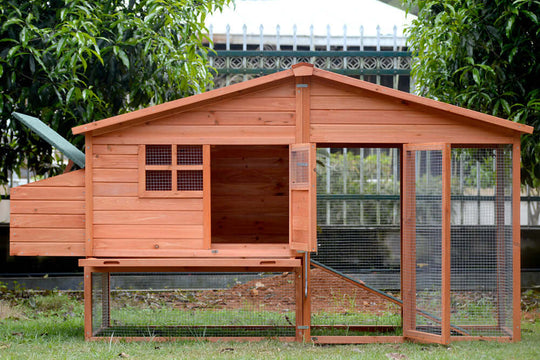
[80,258,301,272]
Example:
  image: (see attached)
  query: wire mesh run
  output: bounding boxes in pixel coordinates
[146,170,172,191]
[313,147,402,337]
[177,145,203,165]
[449,146,513,337]
[91,272,296,339]
[146,145,172,165]
[310,266,402,337]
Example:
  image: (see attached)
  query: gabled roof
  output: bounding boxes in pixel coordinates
[72,63,533,136]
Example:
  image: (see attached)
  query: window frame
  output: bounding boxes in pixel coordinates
[138,144,207,198]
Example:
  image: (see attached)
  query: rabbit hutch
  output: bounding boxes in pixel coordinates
[10,63,532,344]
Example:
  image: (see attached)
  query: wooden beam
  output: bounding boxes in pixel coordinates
[203,144,211,249]
[295,77,311,143]
[85,134,94,257]
[79,258,301,268]
[441,143,451,344]
[512,140,521,342]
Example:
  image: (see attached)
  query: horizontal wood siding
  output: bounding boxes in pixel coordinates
[309,79,515,144]
[91,144,205,255]
[93,82,296,146]
[9,169,86,256]
[211,145,289,244]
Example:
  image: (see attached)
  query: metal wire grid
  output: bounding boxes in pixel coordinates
[146,145,172,165]
[316,148,400,227]
[145,170,172,191]
[177,170,203,191]
[291,148,309,186]
[312,147,402,336]
[310,266,402,337]
[314,147,401,288]
[450,147,513,337]
[406,149,444,335]
[177,145,203,165]
[91,272,296,338]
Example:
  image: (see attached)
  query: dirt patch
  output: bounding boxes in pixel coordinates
[178,269,398,314]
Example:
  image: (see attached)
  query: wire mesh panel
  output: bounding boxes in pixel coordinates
[312,147,402,337]
[91,272,296,339]
[146,145,172,165]
[145,170,172,191]
[450,146,513,337]
[177,145,203,165]
[402,148,445,337]
[177,170,203,191]
[314,148,401,290]
[310,266,402,337]
[291,147,309,187]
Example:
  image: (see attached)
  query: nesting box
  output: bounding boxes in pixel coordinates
[10,63,532,344]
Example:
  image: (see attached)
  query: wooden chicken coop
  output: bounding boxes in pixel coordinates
[10,63,532,344]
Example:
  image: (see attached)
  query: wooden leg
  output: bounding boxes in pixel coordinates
[295,267,303,342]
[84,267,93,340]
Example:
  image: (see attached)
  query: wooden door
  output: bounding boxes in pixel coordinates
[402,143,451,344]
[289,143,317,252]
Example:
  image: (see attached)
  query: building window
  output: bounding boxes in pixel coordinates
[139,145,205,197]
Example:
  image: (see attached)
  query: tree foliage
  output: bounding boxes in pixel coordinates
[0,0,230,185]
[404,0,540,186]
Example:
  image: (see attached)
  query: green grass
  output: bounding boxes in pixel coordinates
[0,292,539,360]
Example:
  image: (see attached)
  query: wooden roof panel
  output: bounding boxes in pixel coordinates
[72,63,533,136]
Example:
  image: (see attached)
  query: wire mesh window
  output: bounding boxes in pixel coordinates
[291,147,309,187]
[177,145,203,165]
[177,170,203,191]
[142,145,204,195]
[90,272,296,339]
[450,146,513,337]
[146,170,172,191]
[146,145,172,165]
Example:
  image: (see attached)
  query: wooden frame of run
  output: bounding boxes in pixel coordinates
[81,258,302,341]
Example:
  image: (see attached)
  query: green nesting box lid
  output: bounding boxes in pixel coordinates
[12,112,86,168]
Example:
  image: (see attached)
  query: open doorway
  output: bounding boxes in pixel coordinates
[210,145,289,244]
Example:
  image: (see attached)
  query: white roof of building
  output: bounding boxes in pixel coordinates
[206,0,416,37]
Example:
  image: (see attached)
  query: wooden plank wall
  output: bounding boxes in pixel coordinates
[91,82,295,256]
[93,81,296,145]
[309,78,516,144]
[91,144,204,257]
[211,145,289,244]
[10,169,86,256]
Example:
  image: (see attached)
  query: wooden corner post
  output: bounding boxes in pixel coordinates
[512,140,521,341]
[85,134,94,257]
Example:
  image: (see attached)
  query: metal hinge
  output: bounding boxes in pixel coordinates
[296,84,308,88]
[296,326,309,330]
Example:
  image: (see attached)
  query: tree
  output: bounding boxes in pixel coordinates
[0,0,230,186]
[404,0,540,186]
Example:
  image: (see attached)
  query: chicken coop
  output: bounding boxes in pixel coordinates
[10,63,532,344]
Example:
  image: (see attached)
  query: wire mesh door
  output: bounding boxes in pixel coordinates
[402,144,451,344]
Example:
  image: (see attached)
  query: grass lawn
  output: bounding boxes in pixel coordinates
[0,290,539,360]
